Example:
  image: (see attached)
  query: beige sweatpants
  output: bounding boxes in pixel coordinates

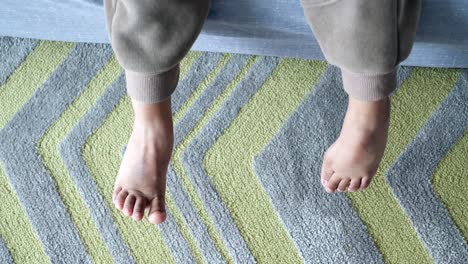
[103,0,422,104]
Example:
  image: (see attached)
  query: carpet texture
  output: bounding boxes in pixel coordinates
[0,35,467,264]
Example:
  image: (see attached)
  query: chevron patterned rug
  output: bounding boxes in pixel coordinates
[1,35,468,264]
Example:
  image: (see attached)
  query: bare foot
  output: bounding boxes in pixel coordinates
[321,96,390,193]
[113,98,174,224]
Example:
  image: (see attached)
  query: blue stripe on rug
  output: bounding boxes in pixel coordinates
[59,73,135,264]
[181,55,280,263]
[0,42,111,263]
[171,52,223,114]
[252,65,416,263]
[159,211,197,263]
[120,51,225,262]
[0,237,13,264]
[0,36,39,86]
[386,70,468,263]
[165,53,252,262]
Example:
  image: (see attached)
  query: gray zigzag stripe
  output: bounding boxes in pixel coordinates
[181,55,280,263]
[159,210,196,264]
[0,43,111,263]
[252,66,414,263]
[0,36,39,86]
[59,72,136,264]
[391,66,413,96]
[0,237,13,264]
[160,51,225,263]
[168,57,410,263]
[120,52,222,152]
[386,70,468,263]
[165,54,252,263]
[0,36,37,264]
[171,52,223,114]
[120,52,222,261]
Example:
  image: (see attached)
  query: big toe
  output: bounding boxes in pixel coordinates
[148,195,166,225]
[321,155,334,187]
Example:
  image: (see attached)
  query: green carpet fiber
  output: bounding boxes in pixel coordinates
[0,36,467,263]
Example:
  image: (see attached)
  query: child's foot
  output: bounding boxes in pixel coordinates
[113,98,174,224]
[321,96,390,193]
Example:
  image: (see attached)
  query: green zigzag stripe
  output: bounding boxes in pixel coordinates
[168,53,257,263]
[167,53,237,263]
[182,55,283,262]
[0,39,56,264]
[346,68,461,263]
[385,70,468,262]
[81,51,204,263]
[1,36,468,263]
[0,40,73,129]
[0,165,49,263]
[252,65,386,263]
[0,41,112,263]
[433,128,468,242]
[203,58,327,262]
[0,36,39,86]
[38,54,122,263]
[78,74,175,263]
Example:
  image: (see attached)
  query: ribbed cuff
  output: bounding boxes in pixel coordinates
[341,67,397,101]
[124,64,180,104]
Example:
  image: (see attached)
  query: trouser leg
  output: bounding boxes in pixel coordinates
[299,0,422,101]
[103,0,211,104]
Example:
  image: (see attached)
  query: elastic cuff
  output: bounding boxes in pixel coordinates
[124,64,180,104]
[341,67,397,101]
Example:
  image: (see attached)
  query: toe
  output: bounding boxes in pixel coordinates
[123,194,137,216]
[114,190,129,210]
[325,174,341,193]
[132,197,147,221]
[113,186,122,202]
[337,178,351,192]
[348,179,362,192]
[320,155,334,187]
[359,177,372,190]
[148,195,166,225]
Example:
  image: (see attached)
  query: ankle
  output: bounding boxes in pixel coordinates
[347,96,390,119]
[130,118,174,156]
[344,96,390,131]
[132,97,173,126]
[348,96,390,114]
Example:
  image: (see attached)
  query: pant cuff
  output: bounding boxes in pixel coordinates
[124,64,180,104]
[341,67,397,101]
